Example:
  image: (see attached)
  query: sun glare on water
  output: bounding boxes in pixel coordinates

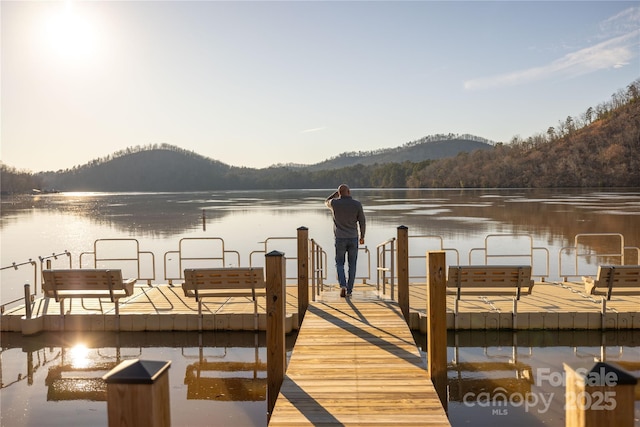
[69,343,91,369]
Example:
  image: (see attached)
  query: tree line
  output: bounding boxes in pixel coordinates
[2,79,638,194]
[408,79,640,188]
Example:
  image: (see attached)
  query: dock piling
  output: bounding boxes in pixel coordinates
[397,225,409,322]
[297,227,309,325]
[564,361,637,426]
[427,250,448,412]
[23,283,32,319]
[103,359,172,427]
[266,250,286,419]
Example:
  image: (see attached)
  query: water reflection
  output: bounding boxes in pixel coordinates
[3,329,637,426]
[448,332,534,405]
[1,331,296,426]
[412,330,640,426]
[44,344,134,402]
[184,335,266,401]
[2,190,639,244]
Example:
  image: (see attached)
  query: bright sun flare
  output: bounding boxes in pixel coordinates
[69,343,91,369]
[44,1,97,60]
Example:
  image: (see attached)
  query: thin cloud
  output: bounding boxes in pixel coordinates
[464,29,640,91]
[300,127,326,134]
[599,6,640,37]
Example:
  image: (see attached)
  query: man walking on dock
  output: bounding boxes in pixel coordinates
[325,184,366,297]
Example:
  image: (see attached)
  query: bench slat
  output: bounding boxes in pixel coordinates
[446,265,534,300]
[43,269,136,302]
[42,269,136,320]
[182,268,266,330]
[183,268,264,293]
[587,265,640,300]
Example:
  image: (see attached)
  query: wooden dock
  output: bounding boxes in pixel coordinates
[2,280,639,333]
[268,298,450,426]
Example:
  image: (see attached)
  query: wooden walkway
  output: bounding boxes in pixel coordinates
[268,299,450,426]
[2,280,639,333]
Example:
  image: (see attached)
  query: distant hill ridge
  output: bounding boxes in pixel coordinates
[32,133,489,191]
[2,79,638,193]
[305,134,493,171]
[54,133,492,172]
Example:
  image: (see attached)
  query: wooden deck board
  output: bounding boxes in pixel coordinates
[3,280,638,332]
[268,300,450,426]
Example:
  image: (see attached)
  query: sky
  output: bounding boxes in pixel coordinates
[1,1,639,172]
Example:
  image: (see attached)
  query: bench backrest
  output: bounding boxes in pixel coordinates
[183,268,265,292]
[596,265,640,300]
[597,265,640,287]
[447,265,532,288]
[43,269,126,292]
[447,265,533,300]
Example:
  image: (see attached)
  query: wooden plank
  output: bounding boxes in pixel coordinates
[269,300,450,426]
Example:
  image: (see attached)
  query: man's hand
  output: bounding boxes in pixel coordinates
[359,238,365,245]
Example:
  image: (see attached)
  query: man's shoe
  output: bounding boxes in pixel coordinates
[346,291,352,298]
[340,288,346,297]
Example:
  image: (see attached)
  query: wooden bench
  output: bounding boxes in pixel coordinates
[182,267,266,330]
[583,265,640,300]
[447,265,534,328]
[447,265,534,300]
[42,269,136,317]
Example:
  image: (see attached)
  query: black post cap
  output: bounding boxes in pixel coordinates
[103,359,171,384]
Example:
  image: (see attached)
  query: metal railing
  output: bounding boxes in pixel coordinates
[310,239,327,301]
[358,246,371,285]
[80,238,156,285]
[39,251,72,292]
[376,238,395,298]
[469,234,550,281]
[376,235,460,299]
[249,237,299,282]
[558,233,640,281]
[0,259,38,314]
[163,237,241,284]
[409,235,460,283]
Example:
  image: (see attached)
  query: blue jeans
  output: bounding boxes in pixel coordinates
[335,238,358,292]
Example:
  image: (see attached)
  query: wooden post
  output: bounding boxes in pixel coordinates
[564,362,637,427]
[427,250,447,412]
[103,359,172,427]
[397,225,409,322]
[23,283,32,319]
[297,227,309,325]
[266,250,286,419]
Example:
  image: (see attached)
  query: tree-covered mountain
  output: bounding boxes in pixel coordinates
[1,79,638,193]
[29,134,489,192]
[303,134,492,171]
[37,146,234,192]
[407,79,640,188]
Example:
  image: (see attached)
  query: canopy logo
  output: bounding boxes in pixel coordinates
[462,387,553,414]
[462,367,620,415]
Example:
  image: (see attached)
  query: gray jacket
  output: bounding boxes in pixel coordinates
[325,194,366,239]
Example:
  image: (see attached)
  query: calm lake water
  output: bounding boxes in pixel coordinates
[1,188,639,426]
